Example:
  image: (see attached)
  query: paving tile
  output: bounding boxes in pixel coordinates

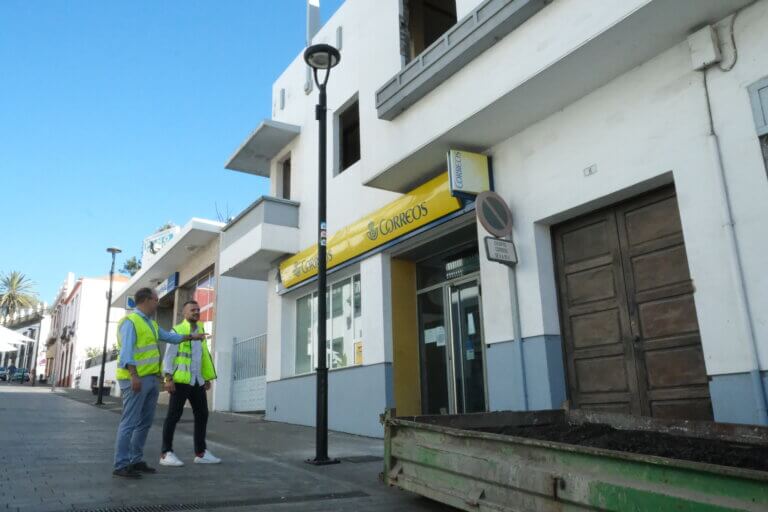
[0,386,454,512]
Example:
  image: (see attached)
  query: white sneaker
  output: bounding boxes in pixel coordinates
[159,451,184,467]
[194,450,221,464]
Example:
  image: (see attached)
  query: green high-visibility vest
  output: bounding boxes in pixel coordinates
[170,320,216,384]
[116,313,161,380]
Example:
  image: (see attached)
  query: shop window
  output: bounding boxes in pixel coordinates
[293,274,362,375]
[193,273,216,324]
[402,0,457,63]
[338,99,360,173]
[281,158,291,200]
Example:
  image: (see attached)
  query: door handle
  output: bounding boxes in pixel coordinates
[633,334,641,344]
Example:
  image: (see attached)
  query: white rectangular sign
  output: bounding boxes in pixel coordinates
[485,237,518,266]
[447,149,491,196]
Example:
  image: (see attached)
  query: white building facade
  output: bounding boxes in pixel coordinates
[111,218,268,411]
[224,0,768,437]
[48,274,128,391]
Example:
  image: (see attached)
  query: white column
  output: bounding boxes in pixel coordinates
[360,253,393,365]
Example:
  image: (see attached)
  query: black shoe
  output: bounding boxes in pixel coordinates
[130,461,157,474]
[113,467,142,479]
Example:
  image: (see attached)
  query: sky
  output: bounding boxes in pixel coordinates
[0,0,344,304]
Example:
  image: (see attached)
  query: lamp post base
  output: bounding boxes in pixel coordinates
[305,457,340,466]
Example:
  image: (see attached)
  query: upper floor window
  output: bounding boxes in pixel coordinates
[338,99,360,173]
[281,158,291,200]
[402,0,457,63]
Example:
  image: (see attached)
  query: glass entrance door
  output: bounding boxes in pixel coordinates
[418,288,450,415]
[450,282,486,414]
[417,277,487,415]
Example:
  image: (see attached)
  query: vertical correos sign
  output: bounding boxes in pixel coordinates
[447,149,491,197]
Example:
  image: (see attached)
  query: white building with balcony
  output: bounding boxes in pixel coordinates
[223,0,768,437]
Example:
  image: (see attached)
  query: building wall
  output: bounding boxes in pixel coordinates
[210,275,268,411]
[260,0,768,431]
[269,0,403,251]
[70,279,126,388]
[478,1,768,422]
[77,360,120,396]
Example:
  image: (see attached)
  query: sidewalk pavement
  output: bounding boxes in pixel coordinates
[0,383,451,512]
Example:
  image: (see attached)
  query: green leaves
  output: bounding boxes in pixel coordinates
[0,271,39,318]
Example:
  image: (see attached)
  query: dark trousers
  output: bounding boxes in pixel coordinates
[162,383,208,455]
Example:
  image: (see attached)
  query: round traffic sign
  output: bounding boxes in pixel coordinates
[476,191,513,238]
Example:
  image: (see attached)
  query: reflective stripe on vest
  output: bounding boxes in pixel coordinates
[171,320,216,384]
[116,313,161,380]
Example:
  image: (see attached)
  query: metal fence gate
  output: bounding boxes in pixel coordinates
[231,334,267,412]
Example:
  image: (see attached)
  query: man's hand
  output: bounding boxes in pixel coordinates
[204,381,211,391]
[130,375,142,393]
[164,380,176,394]
[189,333,209,340]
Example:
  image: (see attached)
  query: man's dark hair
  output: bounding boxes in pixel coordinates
[183,300,199,308]
[135,287,155,304]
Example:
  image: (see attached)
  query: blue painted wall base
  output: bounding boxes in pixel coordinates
[266,362,393,438]
[486,335,566,412]
[709,371,768,426]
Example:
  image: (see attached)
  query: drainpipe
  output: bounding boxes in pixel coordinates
[696,24,768,423]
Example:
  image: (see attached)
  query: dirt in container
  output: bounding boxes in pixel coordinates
[477,423,768,472]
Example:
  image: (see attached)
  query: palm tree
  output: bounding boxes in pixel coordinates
[0,271,39,319]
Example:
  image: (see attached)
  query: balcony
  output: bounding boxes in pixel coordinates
[366,0,752,192]
[220,196,300,280]
[376,0,548,121]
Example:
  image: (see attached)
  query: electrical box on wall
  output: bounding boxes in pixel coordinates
[687,25,722,70]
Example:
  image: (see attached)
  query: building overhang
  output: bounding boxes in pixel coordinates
[225,120,301,177]
[365,0,751,192]
[220,196,301,281]
[112,218,224,308]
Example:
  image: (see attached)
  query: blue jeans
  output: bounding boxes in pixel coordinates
[113,375,160,470]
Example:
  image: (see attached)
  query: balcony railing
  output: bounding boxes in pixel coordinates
[376,0,548,120]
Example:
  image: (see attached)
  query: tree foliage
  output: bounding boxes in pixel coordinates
[119,256,142,277]
[0,271,39,318]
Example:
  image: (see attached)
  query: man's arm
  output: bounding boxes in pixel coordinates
[162,341,178,378]
[118,321,137,369]
[158,326,207,345]
[162,334,178,393]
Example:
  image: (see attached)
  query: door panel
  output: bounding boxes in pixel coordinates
[616,188,713,420]
[418,288,449,415]
[450,282,486,414]
[554,187,713,420]
[554,212,640,415]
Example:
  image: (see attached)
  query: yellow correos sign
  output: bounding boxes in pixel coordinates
[279,173,462,288]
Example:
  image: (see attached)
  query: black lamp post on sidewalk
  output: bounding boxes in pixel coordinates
[304,43,341,466]
[96,247,121,405]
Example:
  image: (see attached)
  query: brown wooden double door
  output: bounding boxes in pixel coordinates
[553,187,712,420]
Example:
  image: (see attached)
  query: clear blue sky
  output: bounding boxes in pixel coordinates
[0,0,343,304]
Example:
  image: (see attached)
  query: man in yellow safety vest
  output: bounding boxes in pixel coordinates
[159,299,220,466]
[113,287,208,479]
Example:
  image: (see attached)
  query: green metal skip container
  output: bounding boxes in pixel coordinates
[383,409,768,512]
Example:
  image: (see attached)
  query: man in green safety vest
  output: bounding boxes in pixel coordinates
[159,299,220,466]
[113,287,208,479]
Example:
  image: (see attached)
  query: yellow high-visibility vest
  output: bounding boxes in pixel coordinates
[116,313,161,380]
[170,320,216,384]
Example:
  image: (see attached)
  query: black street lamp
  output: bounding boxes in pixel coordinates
[96,247,122,405]
[304,43,341,466]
